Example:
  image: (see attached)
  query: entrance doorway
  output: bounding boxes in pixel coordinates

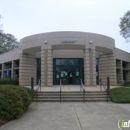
[53,58,84,85]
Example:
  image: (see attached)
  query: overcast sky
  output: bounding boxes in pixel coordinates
[0,0,130,52]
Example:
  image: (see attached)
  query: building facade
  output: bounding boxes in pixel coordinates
[0,31,130,87]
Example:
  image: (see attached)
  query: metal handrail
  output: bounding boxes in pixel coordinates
[80,79,85,102]
[60,79,62,103]
[100,79,107,91]
[35,79,41,102]
[99,79,108,102]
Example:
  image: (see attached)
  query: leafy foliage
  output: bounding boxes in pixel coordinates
[0,33,20,54]
[109,87,130,103]
[0,85,34,120]
[0,88,23,120]
[23,87,35,99]
[121,81,130,87]
[11,86,32,111]
[119,10,130,42]
[0,78,19,85]
[0,15,3,33]
[0,15,20,54]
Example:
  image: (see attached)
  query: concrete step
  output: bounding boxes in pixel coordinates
[35,95,107,97]
[35,94,108,97]
[33,98,111,102]
[35,92,107,95]
[33,91,111,102]
[36,91,106,93]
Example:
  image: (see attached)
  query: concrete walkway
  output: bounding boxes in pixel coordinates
[1,102,130,130]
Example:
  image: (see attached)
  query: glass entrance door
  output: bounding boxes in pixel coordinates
[53,59,84,85]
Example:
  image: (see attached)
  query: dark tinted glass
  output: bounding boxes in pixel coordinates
[68,59,74,65]
[0,64,2,70]
[61,59,67,65]
[96,59,99,66]
[74,59,78,65]
[56,59,60,65]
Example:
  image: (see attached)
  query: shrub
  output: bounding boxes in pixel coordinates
[11,78,19,85]
[109,87,130,103]
[0,78,10,84]
[121,81,130,87]
[0,85,33,120]
[0,78,19,85]
[22,87,35,99]
[0,85,32,111]
[0,88,23,120]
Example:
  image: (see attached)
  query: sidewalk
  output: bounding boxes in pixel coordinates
[1,102,130,130]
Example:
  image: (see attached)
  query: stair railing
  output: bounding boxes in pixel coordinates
[60,79,62,103]
[80,79,85,103]
[35,79,41,102]
[99,79,109,102]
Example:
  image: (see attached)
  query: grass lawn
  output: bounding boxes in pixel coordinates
[109,87,130,103]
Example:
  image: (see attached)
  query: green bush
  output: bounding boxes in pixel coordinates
[0,85,33,120]
[109,87,130,103]
[0,78,10,84]
[121,81,130,87]
[1,85,32,110]
[0,78,19,85]
[0,88,23,120]
[11,78,19,85]
[22,87,35,99]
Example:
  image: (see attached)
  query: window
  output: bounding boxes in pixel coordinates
[56,59,60,65]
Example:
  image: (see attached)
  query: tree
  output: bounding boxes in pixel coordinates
[0,15,3,33]
[0,33,20,54]
[119,10,130,42]
[0,15,20,54]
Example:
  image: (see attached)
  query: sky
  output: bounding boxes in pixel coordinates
[0,0,130,52]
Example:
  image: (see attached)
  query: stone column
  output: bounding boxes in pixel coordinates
[84,48,90,86]
[11,61,14,78]
[47,49,53,86]
[41,49,53,87]
[84,47,96,86]
[116,61,123,84]
[41,49,46,87]
[99,53,117,85]
[90,49,96,86]
[19,53,36,86]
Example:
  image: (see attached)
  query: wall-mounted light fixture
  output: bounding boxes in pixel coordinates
[89,40,93,44]
[44,40,48,44]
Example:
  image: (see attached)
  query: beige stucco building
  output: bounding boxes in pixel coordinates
[0,31,130,86]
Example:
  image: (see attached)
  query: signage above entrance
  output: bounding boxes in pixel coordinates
[61,39,77,43]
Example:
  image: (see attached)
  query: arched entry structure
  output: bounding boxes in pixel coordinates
[1,31,129,87]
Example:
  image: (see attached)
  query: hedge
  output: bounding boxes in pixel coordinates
[23,87,35,99]
[10,86,32,111]
[109,87,130,103]
[0,78,19,85]
[121,81,130,87]
[0,85,35,120]
[0,89,23,120]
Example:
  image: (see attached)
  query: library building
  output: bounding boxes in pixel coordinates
[0,31,130,87]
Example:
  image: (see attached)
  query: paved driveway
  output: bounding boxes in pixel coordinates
[0,102,130,130]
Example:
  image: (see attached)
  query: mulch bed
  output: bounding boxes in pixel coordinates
[0,119,9,127]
